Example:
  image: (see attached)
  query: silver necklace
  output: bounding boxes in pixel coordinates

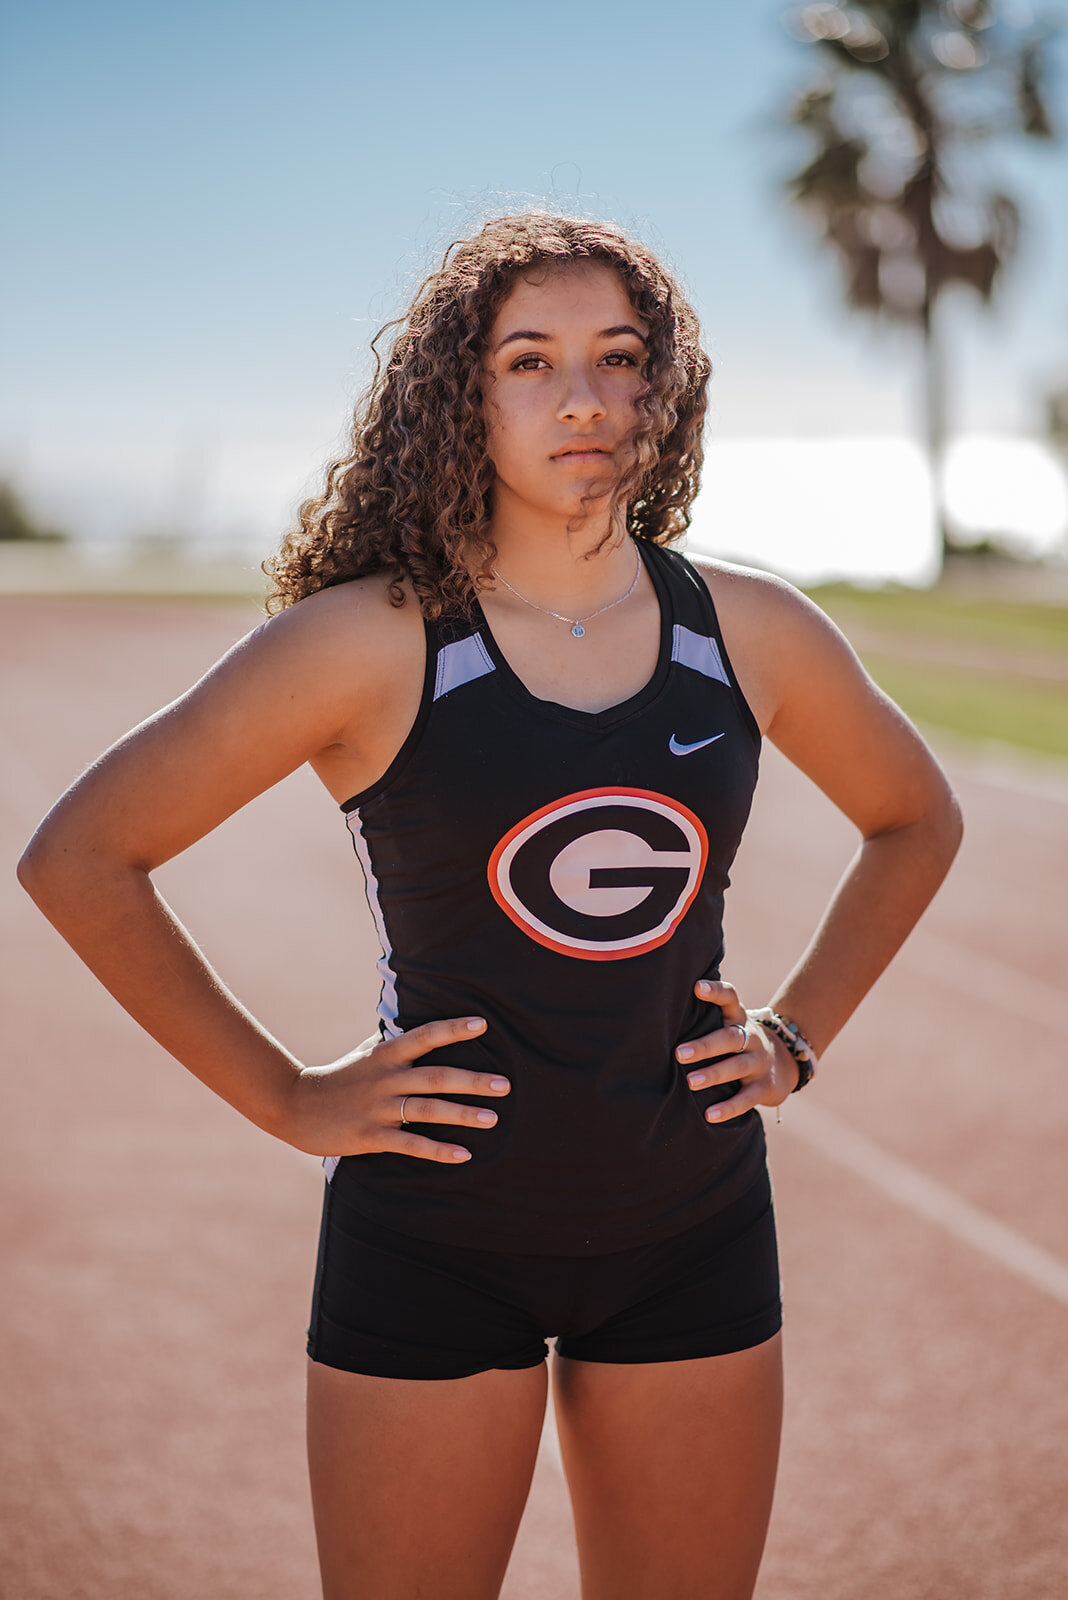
[490,544,643,639]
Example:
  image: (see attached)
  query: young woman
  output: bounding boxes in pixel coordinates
[18,213,962,1600]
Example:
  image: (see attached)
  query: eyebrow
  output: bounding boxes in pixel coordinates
[493,323,648,353]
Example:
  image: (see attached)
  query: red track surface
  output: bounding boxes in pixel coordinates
[2,597,1066,1599]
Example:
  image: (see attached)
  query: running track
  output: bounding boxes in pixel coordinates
[2,597,1065,1600]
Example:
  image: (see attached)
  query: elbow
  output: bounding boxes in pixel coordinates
[925,777,964,873]
[938,777,964,854]
[17,821,67,907]
[947,786,965,852]
[17,810,101,911]
[913,743,964,861]
[15,845,34,895]
[18,809,148,915]
[869,772,963,868]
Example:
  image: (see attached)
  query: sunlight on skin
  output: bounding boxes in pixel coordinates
[479,260,649,610]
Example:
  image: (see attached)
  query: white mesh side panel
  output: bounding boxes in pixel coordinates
[327,809,403,1184]
[345,807,401,1038]
[434,633,495,700]
[671,624,730,687]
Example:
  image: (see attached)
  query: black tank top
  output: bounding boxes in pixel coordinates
[328,540,766,1254]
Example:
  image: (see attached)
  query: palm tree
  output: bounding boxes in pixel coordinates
[779,0,1059,560]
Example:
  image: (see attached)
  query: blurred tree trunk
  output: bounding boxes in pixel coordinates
[922,287,947,549]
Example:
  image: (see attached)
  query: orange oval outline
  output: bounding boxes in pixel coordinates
[487,786,709,961]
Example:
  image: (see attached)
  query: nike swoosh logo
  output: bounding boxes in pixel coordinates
[669,733,725,756]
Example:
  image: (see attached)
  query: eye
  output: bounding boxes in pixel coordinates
[602,351,639,368]
[510,353,549,372]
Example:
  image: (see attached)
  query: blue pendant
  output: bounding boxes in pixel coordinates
[571,623,585,638]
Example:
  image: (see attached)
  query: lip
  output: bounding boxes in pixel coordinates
[551,443,613,461]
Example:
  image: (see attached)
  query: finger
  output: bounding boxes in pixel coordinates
[386,1016,488,1063]
[676,1025,752,1078]
[397,1095,501,1130]
[693,977,746,1024]
[684,1057,756,1089]
[703,1084,763,1124]
[384,1131,473,1163]
[399,1065,511,1099]
[676,1019,748,1062]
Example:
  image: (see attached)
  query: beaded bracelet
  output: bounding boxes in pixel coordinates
[747,1008,818,1093]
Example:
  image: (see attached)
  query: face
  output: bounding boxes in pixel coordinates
[480,262,648,527]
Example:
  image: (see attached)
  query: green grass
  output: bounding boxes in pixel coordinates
[857,652,1068,760]
[801,578,1068,761]
[807,581,1068,656]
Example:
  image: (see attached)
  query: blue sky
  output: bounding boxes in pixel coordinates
[2,0,1066,559]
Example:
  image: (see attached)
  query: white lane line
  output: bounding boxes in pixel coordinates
[899,927,1067,1013]
[781,1100,1068,1308]
[898,927,1065,1016]
[6,706,1065,1315]
[961,759,1068,809]
[933,735,1068,808]
[751,848,1065,1019]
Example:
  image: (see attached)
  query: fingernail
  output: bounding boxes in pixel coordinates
[676,1045,694,1061]
[696,980,713,995]
[452,1149,471,1160]
[467,1018,486,1031]
[476,1109,497,1124]
[688,1072,707,1088]
[490,1078,509,1091]
[706,1108,723,1122]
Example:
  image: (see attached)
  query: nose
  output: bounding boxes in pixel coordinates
[556,363,607,425]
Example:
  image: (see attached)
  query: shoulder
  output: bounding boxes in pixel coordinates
[258,570,423,657]
[239,572,424,695]
[24,573,431,871]
[681,553,863,732]
[163,570,430,769]
[684,553,954,833]
[685,553,847,650]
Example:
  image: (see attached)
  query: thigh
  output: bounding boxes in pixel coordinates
[307,1357,548,1600]
[552,1333,783,1600]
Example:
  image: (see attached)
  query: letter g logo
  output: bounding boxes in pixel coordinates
[488,788,708,960]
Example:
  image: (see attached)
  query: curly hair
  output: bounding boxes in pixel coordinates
[263,212,712,618]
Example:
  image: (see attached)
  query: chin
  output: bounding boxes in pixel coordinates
[546,499,609,529]
[499,478,615,524]
[558,479,616,513]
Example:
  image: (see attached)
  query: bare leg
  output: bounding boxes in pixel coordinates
[552,1332,783,1600]
[306,1357,548,1600]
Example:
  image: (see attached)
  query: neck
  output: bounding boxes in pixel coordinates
[487,496,633,612]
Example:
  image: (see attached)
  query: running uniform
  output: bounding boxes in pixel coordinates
[308,540,783,1376]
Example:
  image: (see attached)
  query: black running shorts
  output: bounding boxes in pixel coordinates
[307,1163,783,1381]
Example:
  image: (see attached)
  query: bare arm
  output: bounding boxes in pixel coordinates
[677,569,963,1113]
[757,580,963,1054]
[16,584,509,1159]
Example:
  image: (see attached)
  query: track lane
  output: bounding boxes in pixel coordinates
[3,597,1065,1600]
